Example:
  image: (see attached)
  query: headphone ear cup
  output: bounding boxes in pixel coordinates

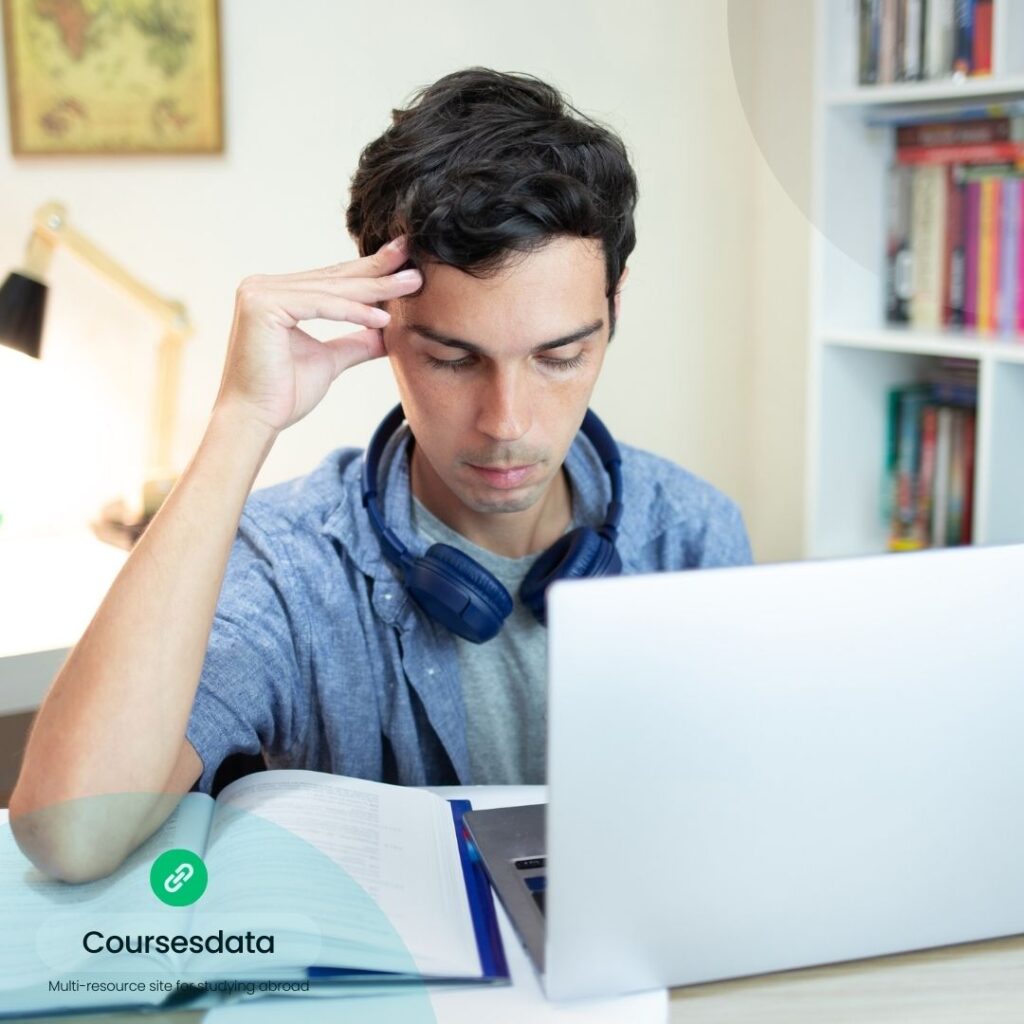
[404,543,514,644]
[519,527,623,626]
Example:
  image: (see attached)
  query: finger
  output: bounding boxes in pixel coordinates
[260,288,395,330]
[267,266,423,304]
[266,235,412,285]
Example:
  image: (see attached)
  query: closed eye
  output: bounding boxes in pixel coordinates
[424,354,587,374]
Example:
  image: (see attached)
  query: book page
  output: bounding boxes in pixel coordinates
[200,770,481,979]
[0,794,214,1012]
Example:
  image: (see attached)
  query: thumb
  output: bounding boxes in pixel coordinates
[322,328,387,379]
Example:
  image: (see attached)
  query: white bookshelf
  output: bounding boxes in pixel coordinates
[805,0,1024,559]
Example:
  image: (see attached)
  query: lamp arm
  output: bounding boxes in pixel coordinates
[25,200,195,521]
[29,201,192,334]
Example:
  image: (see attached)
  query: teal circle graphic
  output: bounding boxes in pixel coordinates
[150,848,208,906]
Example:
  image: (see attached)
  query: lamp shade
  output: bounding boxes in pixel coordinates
[0,271,48,359]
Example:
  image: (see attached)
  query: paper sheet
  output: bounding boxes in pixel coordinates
[204,786,668,1023]
[209,770,482,977]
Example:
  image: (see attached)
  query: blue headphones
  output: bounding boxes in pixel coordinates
[361,402,624,643]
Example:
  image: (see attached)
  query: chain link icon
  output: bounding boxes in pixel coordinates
[163,862,195,894]
[162,860,194,892]
[151,850,206,904]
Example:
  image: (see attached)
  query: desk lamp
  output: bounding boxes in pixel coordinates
[0,201,193,547]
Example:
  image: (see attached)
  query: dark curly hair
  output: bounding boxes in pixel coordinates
[346,67,639,339]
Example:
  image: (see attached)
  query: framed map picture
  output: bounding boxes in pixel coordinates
[2,0,223,155]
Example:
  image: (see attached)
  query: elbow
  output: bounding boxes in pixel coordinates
[8,788,131,884]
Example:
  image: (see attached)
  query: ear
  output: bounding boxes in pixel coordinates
[613,266,629,324]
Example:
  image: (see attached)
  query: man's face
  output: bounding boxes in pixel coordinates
[382,235,625,515]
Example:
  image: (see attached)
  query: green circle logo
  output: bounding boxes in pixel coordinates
[150,849,208,906]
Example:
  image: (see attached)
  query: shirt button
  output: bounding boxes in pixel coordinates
[427,668,435,676]
[384,593,392,601]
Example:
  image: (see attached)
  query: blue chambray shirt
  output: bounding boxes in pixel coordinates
[185,420,753,795]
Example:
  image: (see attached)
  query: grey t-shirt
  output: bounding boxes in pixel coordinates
[409,487,578,785]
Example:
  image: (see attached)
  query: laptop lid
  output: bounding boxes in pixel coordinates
[543,544,1024,1000]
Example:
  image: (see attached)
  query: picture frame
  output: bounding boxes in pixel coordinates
[2,0,223,156]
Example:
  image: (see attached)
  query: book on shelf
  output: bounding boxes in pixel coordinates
[860,0,991,85]
[965,163,1023,331]
[0,770,508,1017]
[887,383,931,543]
[866,99,1024,130]
[955,0,993,78]
[904,0,924,81]
[886,164,915,323]
[926,0,955,79]
[931,405,953,546]
[895,116,1024,165]
[910,164,948,329]
[943,161,967,325]
[913,403,939,541]
[886,361,977,551]
[885,138,1024,334]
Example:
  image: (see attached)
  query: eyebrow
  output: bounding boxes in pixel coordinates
[407,319,605,355]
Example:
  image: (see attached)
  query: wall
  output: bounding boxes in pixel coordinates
[0,0,815,561]
[743,0,816,562]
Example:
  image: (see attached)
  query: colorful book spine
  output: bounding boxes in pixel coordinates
[885,368,978,551]
[925,0,955,79]
[953,0,974,76]
[960,409,976,543]
[897,142,1024,165]
[963,180,980,328]
[896,118,1024,167]
[895,0,908,81]
[884,386,902,524]
[860,0,882,84]
[903,0,925,81]
[931,406,952,546]
[911,165,948,329]
[992,177,1003,330]
[945,164,967,325]
[972,0,992,75]
[915,404,938,543]
[876,100,1024,129]
[890,384,930,550]
[862,0,996,85]
[1019,179,1024,333]
[886,165,915,323]
[999,178,1021,335]
[881,0,898,83]
[947,409,965,544]
[976,176,999,331]
[897,119,1015,147]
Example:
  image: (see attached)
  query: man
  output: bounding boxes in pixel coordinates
[10,67,751,882]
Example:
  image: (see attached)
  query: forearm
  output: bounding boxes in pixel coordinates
[11,402,277,815]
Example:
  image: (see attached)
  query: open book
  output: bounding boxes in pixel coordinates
[0,770,507,1016]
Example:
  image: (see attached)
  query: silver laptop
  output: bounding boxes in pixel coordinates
[463,543,1024,1000]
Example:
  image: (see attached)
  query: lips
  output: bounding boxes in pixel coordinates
[468,463,536,489]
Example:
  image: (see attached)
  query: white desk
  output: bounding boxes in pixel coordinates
[4,536,1024,1020]
[207,787,1024,1022]
[4,793,1024,1022]
[0,792,668,1024]
[0,530,127,715]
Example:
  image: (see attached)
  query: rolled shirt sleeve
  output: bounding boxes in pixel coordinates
[186,509,307,795]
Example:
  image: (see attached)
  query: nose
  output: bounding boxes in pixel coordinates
[475,363,531,443]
